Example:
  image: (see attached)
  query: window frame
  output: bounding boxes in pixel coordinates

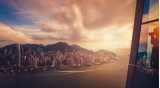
[126,0,159,88]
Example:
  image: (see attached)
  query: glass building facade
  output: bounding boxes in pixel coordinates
[137,0,159,68]
[126,0,159,88]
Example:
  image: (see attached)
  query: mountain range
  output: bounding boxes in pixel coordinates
[0,42,118,68]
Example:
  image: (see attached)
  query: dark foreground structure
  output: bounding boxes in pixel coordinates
[126,0,159,88]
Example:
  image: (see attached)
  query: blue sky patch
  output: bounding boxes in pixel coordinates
[0,1,33,26]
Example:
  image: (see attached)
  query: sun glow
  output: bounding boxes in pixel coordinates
[76,24,133,52]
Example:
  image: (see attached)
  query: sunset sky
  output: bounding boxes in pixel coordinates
[0,0,136,51]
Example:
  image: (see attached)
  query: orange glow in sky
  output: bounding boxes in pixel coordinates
[0,0,136,51]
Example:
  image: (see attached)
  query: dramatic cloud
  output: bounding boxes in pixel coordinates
[75,0,136,28]
[0,23,51,47]
[0,0,137,51]
[0,23,33,44]
[11,0,136,28]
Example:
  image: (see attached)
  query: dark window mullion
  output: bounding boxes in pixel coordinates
[142,18,159,25]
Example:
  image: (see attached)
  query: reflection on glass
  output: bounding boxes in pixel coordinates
[149,24,159,68]
[137,22,159,68]
[137,24,149,67]
[142,0,159,22]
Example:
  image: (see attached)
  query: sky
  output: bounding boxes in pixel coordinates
[0,0,137,51]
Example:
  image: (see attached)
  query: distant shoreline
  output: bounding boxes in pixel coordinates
[0,62,117,79]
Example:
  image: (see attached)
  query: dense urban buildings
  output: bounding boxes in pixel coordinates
[0,42,117,72]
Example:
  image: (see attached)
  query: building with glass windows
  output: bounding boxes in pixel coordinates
[126,0,159,88]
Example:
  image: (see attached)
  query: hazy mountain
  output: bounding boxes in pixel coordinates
[0,42,118,67]
[46,42,72,53]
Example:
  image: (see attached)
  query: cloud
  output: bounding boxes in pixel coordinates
[73,0,136,29]
[0,23,33,44]
[14,25,71,44]
[0,23,64,47]
[11,0,136,28]
[0,0,136,50]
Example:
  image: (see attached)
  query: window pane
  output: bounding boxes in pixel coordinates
[137,24,149,67]
[137,21,159,68]
[149,0,159,21]
[142,0,159,23]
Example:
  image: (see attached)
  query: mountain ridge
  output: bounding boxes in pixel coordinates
[0,42,118,68]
